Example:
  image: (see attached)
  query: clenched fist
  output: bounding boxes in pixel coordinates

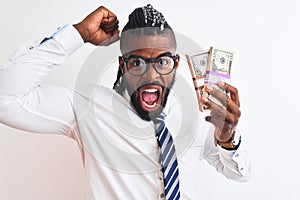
[74,6,120,46]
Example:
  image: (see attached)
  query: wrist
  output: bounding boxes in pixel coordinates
[215,130,241,150]
[73,23,89,43]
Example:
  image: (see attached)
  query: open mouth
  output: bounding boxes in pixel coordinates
[139,85,162,112]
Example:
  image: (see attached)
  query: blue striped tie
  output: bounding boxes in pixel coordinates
[154,113,180,200]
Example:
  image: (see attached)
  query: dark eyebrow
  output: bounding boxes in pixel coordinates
[124,51,173,60]
[156,52,173,58]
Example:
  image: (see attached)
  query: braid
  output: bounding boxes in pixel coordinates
[113,68,125,95]
[121,4,175,49]
[134,8,145,28]
[122,4,172,33]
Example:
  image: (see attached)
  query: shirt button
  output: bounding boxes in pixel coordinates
[235,153,239,157]
[240,167,244,170]
[29,46,34,50]
[160,193,165,198]
[158,172,163,180]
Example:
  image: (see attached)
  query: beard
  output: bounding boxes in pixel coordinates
[116,74,176,121]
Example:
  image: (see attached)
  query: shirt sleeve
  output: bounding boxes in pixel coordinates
[203,128,251,182]
[0,24,84,136]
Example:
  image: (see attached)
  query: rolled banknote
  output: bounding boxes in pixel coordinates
[204,47,234,109]
[205,47,233,84]
[186,50,209,111]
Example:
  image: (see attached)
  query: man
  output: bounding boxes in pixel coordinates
[0,4,250,200]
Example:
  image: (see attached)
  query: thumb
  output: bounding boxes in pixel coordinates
[98,29,120,46]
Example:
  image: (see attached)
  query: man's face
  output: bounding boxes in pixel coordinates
[119,35,179,121]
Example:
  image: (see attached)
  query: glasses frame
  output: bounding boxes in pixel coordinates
[122,52,178,76]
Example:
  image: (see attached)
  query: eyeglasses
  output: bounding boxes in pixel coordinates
[122,52,178,76]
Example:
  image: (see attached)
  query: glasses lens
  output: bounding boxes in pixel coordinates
[127,57,147,75]
[155,56,174,74]
[125,55,176,75]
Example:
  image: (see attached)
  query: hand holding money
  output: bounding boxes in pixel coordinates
[200,82,241,144]
[186,47,241,147]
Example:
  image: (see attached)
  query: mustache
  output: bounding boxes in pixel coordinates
[137,81,164,91]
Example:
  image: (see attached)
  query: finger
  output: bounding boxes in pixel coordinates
[101,7,118,23]
[205,84,228,107]
[217,82,240,108]
[88,6,112,23]
[108,29,121,43]
[101,25,119,34]
[100,8,119,33]
[205,115,235,142]
[101,20,119,33]
[101,19,119,29]
[210,107,238,125]
[226,99,241,117]
[201,96,226,120]
[89,6,118,29]
[201,96,238,125]
[206,84,241,116]
[98,29,120,46]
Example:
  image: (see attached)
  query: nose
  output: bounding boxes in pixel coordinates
[142,63,160,81]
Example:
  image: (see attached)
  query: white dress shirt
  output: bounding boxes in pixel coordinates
[0,24,251,200]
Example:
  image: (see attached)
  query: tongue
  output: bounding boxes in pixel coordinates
[142,92,158,105]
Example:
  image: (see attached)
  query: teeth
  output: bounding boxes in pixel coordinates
[144,88,158,93]
[143,101,157,108]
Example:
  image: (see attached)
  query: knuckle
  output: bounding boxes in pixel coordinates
[237,110,241,118]
[232,117,239,125]
[225,95,230,104]
[233,87,238,94]
[213,106,225,117]
[222,109,227,118]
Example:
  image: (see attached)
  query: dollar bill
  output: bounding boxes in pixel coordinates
[186,47,234,112]
[205,47,233,84]
[187,51,209,78]
[204,47,234,109]
[186,51,209,111]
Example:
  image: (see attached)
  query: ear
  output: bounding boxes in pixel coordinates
[118,56,125,73]
[174,54,180,70]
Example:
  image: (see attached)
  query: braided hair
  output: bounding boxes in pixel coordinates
[113,4,176,94]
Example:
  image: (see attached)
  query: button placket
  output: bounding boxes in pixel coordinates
[159,167,163,180]
[158,164,165,199]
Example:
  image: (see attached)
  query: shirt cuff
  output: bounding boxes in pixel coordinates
[51,24,84,55]
[217,137,248,177]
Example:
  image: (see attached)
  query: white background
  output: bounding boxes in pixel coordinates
[0,0,300,199]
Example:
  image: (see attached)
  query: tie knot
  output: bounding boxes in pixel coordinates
[153,113,165,123]
[153,113,165,132]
